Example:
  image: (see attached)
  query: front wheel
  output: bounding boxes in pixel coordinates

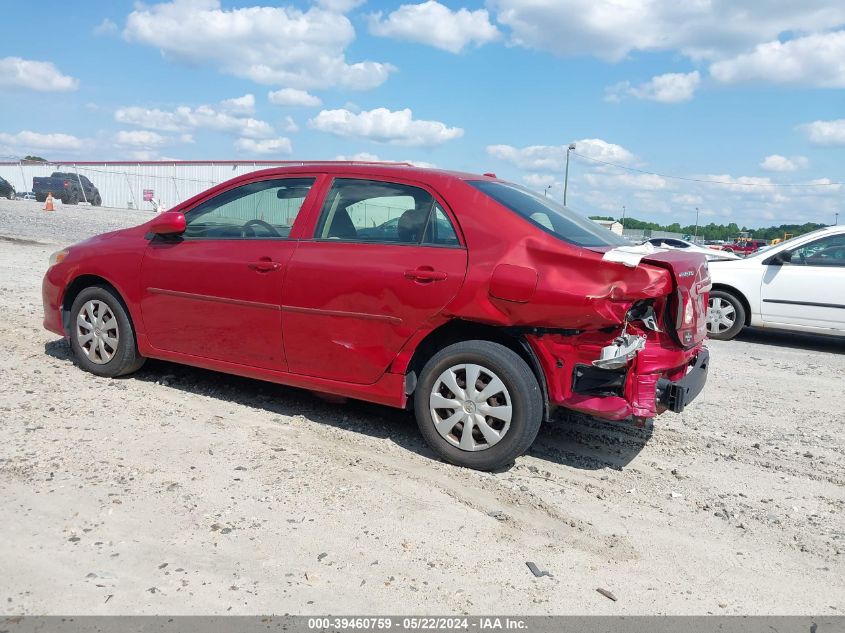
[7,191,13,200]
[706,290,746,340]
[414,340,543,471]
[69,286,145,377]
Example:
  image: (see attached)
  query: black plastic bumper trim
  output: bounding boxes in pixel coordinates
[656,348,709,414]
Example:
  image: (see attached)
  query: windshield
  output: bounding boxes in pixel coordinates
[468,180,629,247]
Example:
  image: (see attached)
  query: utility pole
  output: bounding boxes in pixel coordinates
[563,143,576,206]
[836,212,840,226]
[621,204,626,230]
[544,184,552,197]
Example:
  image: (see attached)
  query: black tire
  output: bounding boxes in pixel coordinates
[414,340,543,471]
[69,285,145,378]
[67,191,79,205]
[92,194,102,207]
[35,194,46,203]
[6,191,13,201]
[706,290,746,341]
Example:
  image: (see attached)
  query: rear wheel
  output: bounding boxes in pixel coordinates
[706,290,746,340]
[6,190,13,200]
[69,286,145,377]
[67,191,79,205]
[92,194,102,206]
[414,340,543,471]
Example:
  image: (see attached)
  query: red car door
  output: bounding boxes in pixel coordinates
[283,177,468,384]
[139,176,320,370]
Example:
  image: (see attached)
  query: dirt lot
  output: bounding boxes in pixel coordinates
[1,199,843,615]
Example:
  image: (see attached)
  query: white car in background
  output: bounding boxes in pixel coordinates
[706,226,845,340]
[644,237,740,261]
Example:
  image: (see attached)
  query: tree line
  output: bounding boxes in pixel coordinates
[588,216,827,242]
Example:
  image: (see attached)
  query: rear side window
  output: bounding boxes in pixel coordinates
[315,178,460,247]
[468,180,628,248]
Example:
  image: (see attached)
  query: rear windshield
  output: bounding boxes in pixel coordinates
[468,180,628,248]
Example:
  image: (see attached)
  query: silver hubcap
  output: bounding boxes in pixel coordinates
[706,297,736,334]
[76,299,119,364]
[430,363,512,452]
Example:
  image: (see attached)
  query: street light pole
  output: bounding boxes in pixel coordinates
[621,204,626,230]
[694,207,700,242]
[563,143,576,206]
[836,212,840,226]
[544,184,552,197]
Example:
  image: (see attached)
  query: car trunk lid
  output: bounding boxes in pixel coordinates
[640,250,711,349]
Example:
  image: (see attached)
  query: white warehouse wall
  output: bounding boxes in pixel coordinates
[0,161,324,211]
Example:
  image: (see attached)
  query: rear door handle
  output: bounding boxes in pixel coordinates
[249,258,281,272]
[404,267,447,282]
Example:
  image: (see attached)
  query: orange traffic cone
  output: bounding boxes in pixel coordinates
[44,192,55,212]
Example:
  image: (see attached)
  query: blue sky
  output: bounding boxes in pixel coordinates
[1,0,843,227]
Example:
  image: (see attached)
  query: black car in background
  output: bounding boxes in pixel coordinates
[0,176,15,200]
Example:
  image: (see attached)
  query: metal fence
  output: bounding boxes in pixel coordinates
[622,228,685,242]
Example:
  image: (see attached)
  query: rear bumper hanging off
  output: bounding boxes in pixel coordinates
[656,348,709,413]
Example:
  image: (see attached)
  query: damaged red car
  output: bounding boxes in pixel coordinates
[43,163,710,470]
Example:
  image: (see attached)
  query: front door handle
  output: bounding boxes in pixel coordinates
[404,267,447,282]
[249,258,281,273]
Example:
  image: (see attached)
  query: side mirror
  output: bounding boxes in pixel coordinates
[148,211,186,236]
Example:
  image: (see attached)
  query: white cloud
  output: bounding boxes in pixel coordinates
[234,137,293,155]
[0,57,79,92]
[114,130,168,148]
[220,94,256,116]
[268,88,322,107]
[282,116,299,133]
[115,96,275,138]
[369,1,500,53]
[0,130,83,152]
[335,152,437,167]
[799,119,845,146]
[94,18,118,36]
[124,0,394,90]
[760,154,809,172]
[710,31,845,87]
[489,0,845,63]
[607,71,700,104]
[487,139,636,172]
[308,107,463,146]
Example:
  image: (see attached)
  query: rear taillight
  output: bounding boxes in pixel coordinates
[683,297,694,325]
[63,180,69,188]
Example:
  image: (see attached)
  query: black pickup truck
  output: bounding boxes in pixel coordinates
[32,172,102,205]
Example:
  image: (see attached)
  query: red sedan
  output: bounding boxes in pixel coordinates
[43,163,710,470]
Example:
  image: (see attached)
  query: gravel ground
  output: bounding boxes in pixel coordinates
[1,199,843,615]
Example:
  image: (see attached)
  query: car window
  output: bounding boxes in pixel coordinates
[791,234,845,267]
[422,205,460,246]
[183,178,315,239]
[315,178,459,246]
[468,180,628,247]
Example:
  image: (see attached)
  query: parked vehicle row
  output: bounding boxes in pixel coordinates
[644,237,740,261]
[43,163,711,471]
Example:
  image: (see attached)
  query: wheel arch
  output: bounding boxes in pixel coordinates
[61,274,137,334]
[710,283,752,326]
[400,319,550,421]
